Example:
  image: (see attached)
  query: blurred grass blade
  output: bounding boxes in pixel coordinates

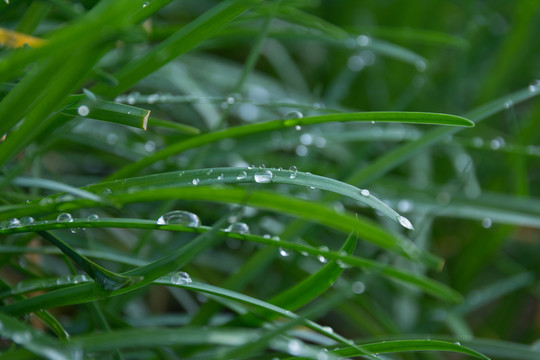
[92,0,263,98]
[147,116,201,134]
[108,111,473,179]
[270,232,357,310]
[334,339,490,360]
[62,100,151,130]
[0,312,78,360]
[37,231,141,291]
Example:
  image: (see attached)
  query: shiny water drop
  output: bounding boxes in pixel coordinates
[397,199,413,213]
[300,133,313,145]
[482,217,492,228]
[192,178,200,185]
[317,246,329,263]
[77,105,90,116]
[20,216,35,226]
[225,222,250,234]
[147,94,159,103]
[8,218,21,228]
[254,170,273,183]
[144,140,156,152]
[287,339,303,356]
[360,189,370,197]
[289,166,298,179]
[279,247,290,257]
[347,55,365,72]
[356,35,370,46]
[157,210,200,227]
[397,215,414,230]
[295,125,302,131]
[454,341,462,346]
[217,173,224,181]
[295,145,308,156]
[236,171,247,180]
[352,281,366,294]
[171,271,192,285]
[322,326,334,334]
[529,79,540,92]
[87,214,99,221]
[248,165,255,169]
[285,111,303,120]
[57,213,73,223]
[504,100,513,109]
[317,349,329,360]
[415,60,427,72]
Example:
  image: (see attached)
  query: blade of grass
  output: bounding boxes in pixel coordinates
[107,111,473,179]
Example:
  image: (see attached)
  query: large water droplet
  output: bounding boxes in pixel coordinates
[171,271,192,285]
[236,171,247,180]
[20,216,34,226]
[8,218,21,228]
[157,210,200,227]
[397,215,414,230]
[352,281,366,294]
[87,214,100,221]
[77,105,90,116]
[192,178,200,185]
[254,170,273,183]
[57,213,73,223]
[225,222,250,234]
[360,189,370,197]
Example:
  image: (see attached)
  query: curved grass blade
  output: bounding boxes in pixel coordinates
[333,339,489,360]
[107,111,473,179]
[0,312,79,360]
[0,218,461,303]
[37,231,142,291]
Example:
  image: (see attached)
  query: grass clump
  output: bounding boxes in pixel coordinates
[1,1,540,359]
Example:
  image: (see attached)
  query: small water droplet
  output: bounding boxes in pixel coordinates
[295,125,302,131]
[254,170,273,183]
[236,171,247,180]
[317,246,329,263]
[217,173,224,180]
[157,210,200,227]
[279,247,290,257]
[147,94,159,103]
[20,216,34,226]
[300,133,313,145]
[192,178,200,185]
[397,215,414,230]
[490,137,505,150]
[322,326,334,334]
[352,281,366,294]
[360,189,370,197]
[529,79,540,92]
[482,217,492,228]
[87,214,99,221]
[285,111,303,120]
[248,165,255,169]
[171,271,192,285]
[415,60,427,72]
[347,55,365,72]
[289,166,298,179]
[225,222,250,234]
[287,339,303,356]
[144,140,156,153]
[472,137,484,147]
[206,169,213,175]
[454,341,462,346]
[8,218,21,228]
[226,96,235,105]
[357,35,370,46]
[77,105,90,116]
[504,100,513,109]
[295,145,308,156]
[57,213,73,223]
[317,349,329,360]
[397,199,413,213]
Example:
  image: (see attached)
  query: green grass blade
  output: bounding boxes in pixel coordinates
[334,339,490,360]
[0,312,78,360]
[107,111,473,179]
[92,0,263,98]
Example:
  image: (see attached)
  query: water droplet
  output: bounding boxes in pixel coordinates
[57,213,73,223]
[77,105,89,116]
[322,326,334,334]
[529,79,540,92]
[397,215,414,230]
[39,198,53,207]
[157,210,200,227]
[504,100,513,109]
[171,271,192,285]
[279,247,290,257]
[142,1,149,8]
[127,95,136,104]
[206,169,213,175]
[314,136,327,148]
[192,178,200,185]
[490,137,505,150]
[236,171,247,180]
[415,60,427,72]
[482,217,492,228]
[100,187,112,195]
[144,140,156,153]
[356,35,370,46]
[317,349,329,360]
[317,246,329,263]
[248,165,255,169]
[226,96,235,105]
[360,189,370,197]
[87,214,99,221]
[20,216,34,226]
[217,173,224,181]
[287,339,303,356]
[225,222,250,234]
[300,133,313,145]
[147,94,159,103]
[295,125,302,131]
[259,164,266,169]
[454,341,462,346]
[472,137,484,147]
[352,281,366,294]
[254,170,273,183]
[106,133,118,145]
[285,111,303,120]
[289,166,298,179]
[347,55,365,72]
[295,145,308,156]
[8,218,21,228]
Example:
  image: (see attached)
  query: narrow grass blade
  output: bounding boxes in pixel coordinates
[0,218,461,304]
[62,100,151,130]
[0,312,78,360]
[92,0,263,98]
[9,177,106,204]
[37,231,142,291]
[334,339,490,360]
[108,111,473,179]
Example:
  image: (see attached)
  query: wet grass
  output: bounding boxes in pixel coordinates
[1,1,540,359]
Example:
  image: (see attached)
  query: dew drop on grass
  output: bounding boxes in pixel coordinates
[360,189,370,197]
[296,145,308,156]
[357,35,370,46]
[397,215,414,230]
[20,216,34,226]
[77,105,90,116]
[504,100,513,109]
[529,79,540,92]
[217,173,224,181]
[286,111,303,120]
[317,349,329,360]
[317,246,329,263]
[248,165,255,169]
[289,166,298,179]
[157,210,200,227]
[254,170,273,183]
[192,178,200,185]
[454,341,462,346]
[279,248,290,257]
[8,218,21,228]
[415,60,427,72]
[171,271,192,285]
[397,199,413,213]
[482,217,492,228]
[295,125,302,131]
[352,281,366,294]
[236,171,247,180]
[57,213,73,223]
[287,339,303,356]
[87,214,99,221]
[225,222,250,234]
